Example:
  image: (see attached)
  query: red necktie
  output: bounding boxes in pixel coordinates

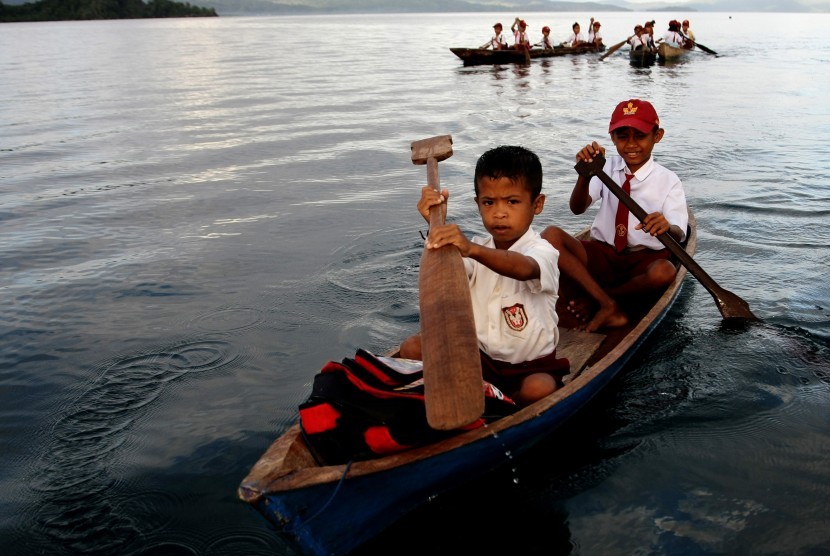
[614,173,634,252]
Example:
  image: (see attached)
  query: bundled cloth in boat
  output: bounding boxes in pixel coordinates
[299,349,520,465]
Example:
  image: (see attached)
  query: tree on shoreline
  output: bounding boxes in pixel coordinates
[0,0,218,22]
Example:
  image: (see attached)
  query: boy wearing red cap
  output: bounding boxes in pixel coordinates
[629,24,645,50]
[588,17,603,47]
[681,19,696,49]
[511,17,530,50]
[642,20,658,51]
[481,22,509,50]
[540,25,554,50]
[542,99,689,332]
[663,20,687,49]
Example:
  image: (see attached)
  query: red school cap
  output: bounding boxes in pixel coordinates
[542,25,550,32]
[494,22,503,28]
[683,20,690,25]
[609,99,660,134]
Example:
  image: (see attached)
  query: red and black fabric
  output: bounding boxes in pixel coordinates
[299,350,518,466]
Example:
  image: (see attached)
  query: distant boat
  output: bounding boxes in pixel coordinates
[657,42,690,62]
[450,44,605,66]
[237,212,697,556]
[630,47,657,67]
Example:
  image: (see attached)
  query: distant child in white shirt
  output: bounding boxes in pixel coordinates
[587,17,603,47]
[481,22,508,50]
[566,21,587,47]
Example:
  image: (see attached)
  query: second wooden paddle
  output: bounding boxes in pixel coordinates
[411,134,484,430]
[575,154,758,322]
[599,35,633,61]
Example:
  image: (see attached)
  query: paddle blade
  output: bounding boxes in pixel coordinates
[600,37,628,60]
[574,155,759,324]
[712,286,758,321]
[419,246,484,430]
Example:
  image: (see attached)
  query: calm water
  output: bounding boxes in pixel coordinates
[1,11,829,556]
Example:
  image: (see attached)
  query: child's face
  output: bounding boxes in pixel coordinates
[610,126,664,173]
[474,176,544,250]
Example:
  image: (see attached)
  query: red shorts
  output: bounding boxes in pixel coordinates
[480,350,570,395]
[581,239,671,288]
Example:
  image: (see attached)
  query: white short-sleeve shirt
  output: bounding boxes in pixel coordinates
[587,155,688,250]
[490,33,508,49]
[567,32,585,46]
[662,31,685,48]
[463,226,560,364]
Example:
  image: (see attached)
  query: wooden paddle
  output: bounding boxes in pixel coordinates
[599,36,633,61]
[411,135,484,430]
[681,32,718,56]
[574,155,758,322]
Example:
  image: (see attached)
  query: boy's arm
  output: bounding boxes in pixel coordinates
[424,224,540,281]
[466,243,540,281]
[570,141,605,214]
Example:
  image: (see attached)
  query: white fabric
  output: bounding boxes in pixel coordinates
[566,31,585,46]
[588,29,602,43]
[629,35,646,49]
[514,30,529,47]
[587,155,688,250]
[489,33,508,49]
[662,30,685,48]
[463,226,560,364]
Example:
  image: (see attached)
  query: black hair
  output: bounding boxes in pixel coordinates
[474,145,543,199]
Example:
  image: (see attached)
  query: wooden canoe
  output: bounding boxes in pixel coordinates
[657,42,689,61]
[450,44,605,66]
[238,212,696,556]
[630,47,657,67]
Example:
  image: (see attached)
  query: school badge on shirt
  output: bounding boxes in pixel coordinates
[502,303,528,331]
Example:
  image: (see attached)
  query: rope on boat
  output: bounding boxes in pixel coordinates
[292,460,353,530]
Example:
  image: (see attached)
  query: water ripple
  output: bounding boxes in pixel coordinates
[21,339,240,554]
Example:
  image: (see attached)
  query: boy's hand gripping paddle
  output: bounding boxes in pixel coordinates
[411,135,484,430]
[575,154,758,322]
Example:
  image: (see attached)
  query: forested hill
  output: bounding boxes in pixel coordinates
[0,0,218,22]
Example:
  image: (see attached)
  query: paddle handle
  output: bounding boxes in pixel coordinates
[426,158,444,227]
[575,156,757,321]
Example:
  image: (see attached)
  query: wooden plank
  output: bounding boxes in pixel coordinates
[557,327,606,384]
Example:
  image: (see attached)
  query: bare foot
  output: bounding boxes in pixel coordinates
[584,302,629,333]
[567,299,594,323]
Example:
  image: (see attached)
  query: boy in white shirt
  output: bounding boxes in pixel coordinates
[480,22,508,50]
[566,21,587,47]
[542,99,689,333]
[400,146,566,406]
[587,17,603,47]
